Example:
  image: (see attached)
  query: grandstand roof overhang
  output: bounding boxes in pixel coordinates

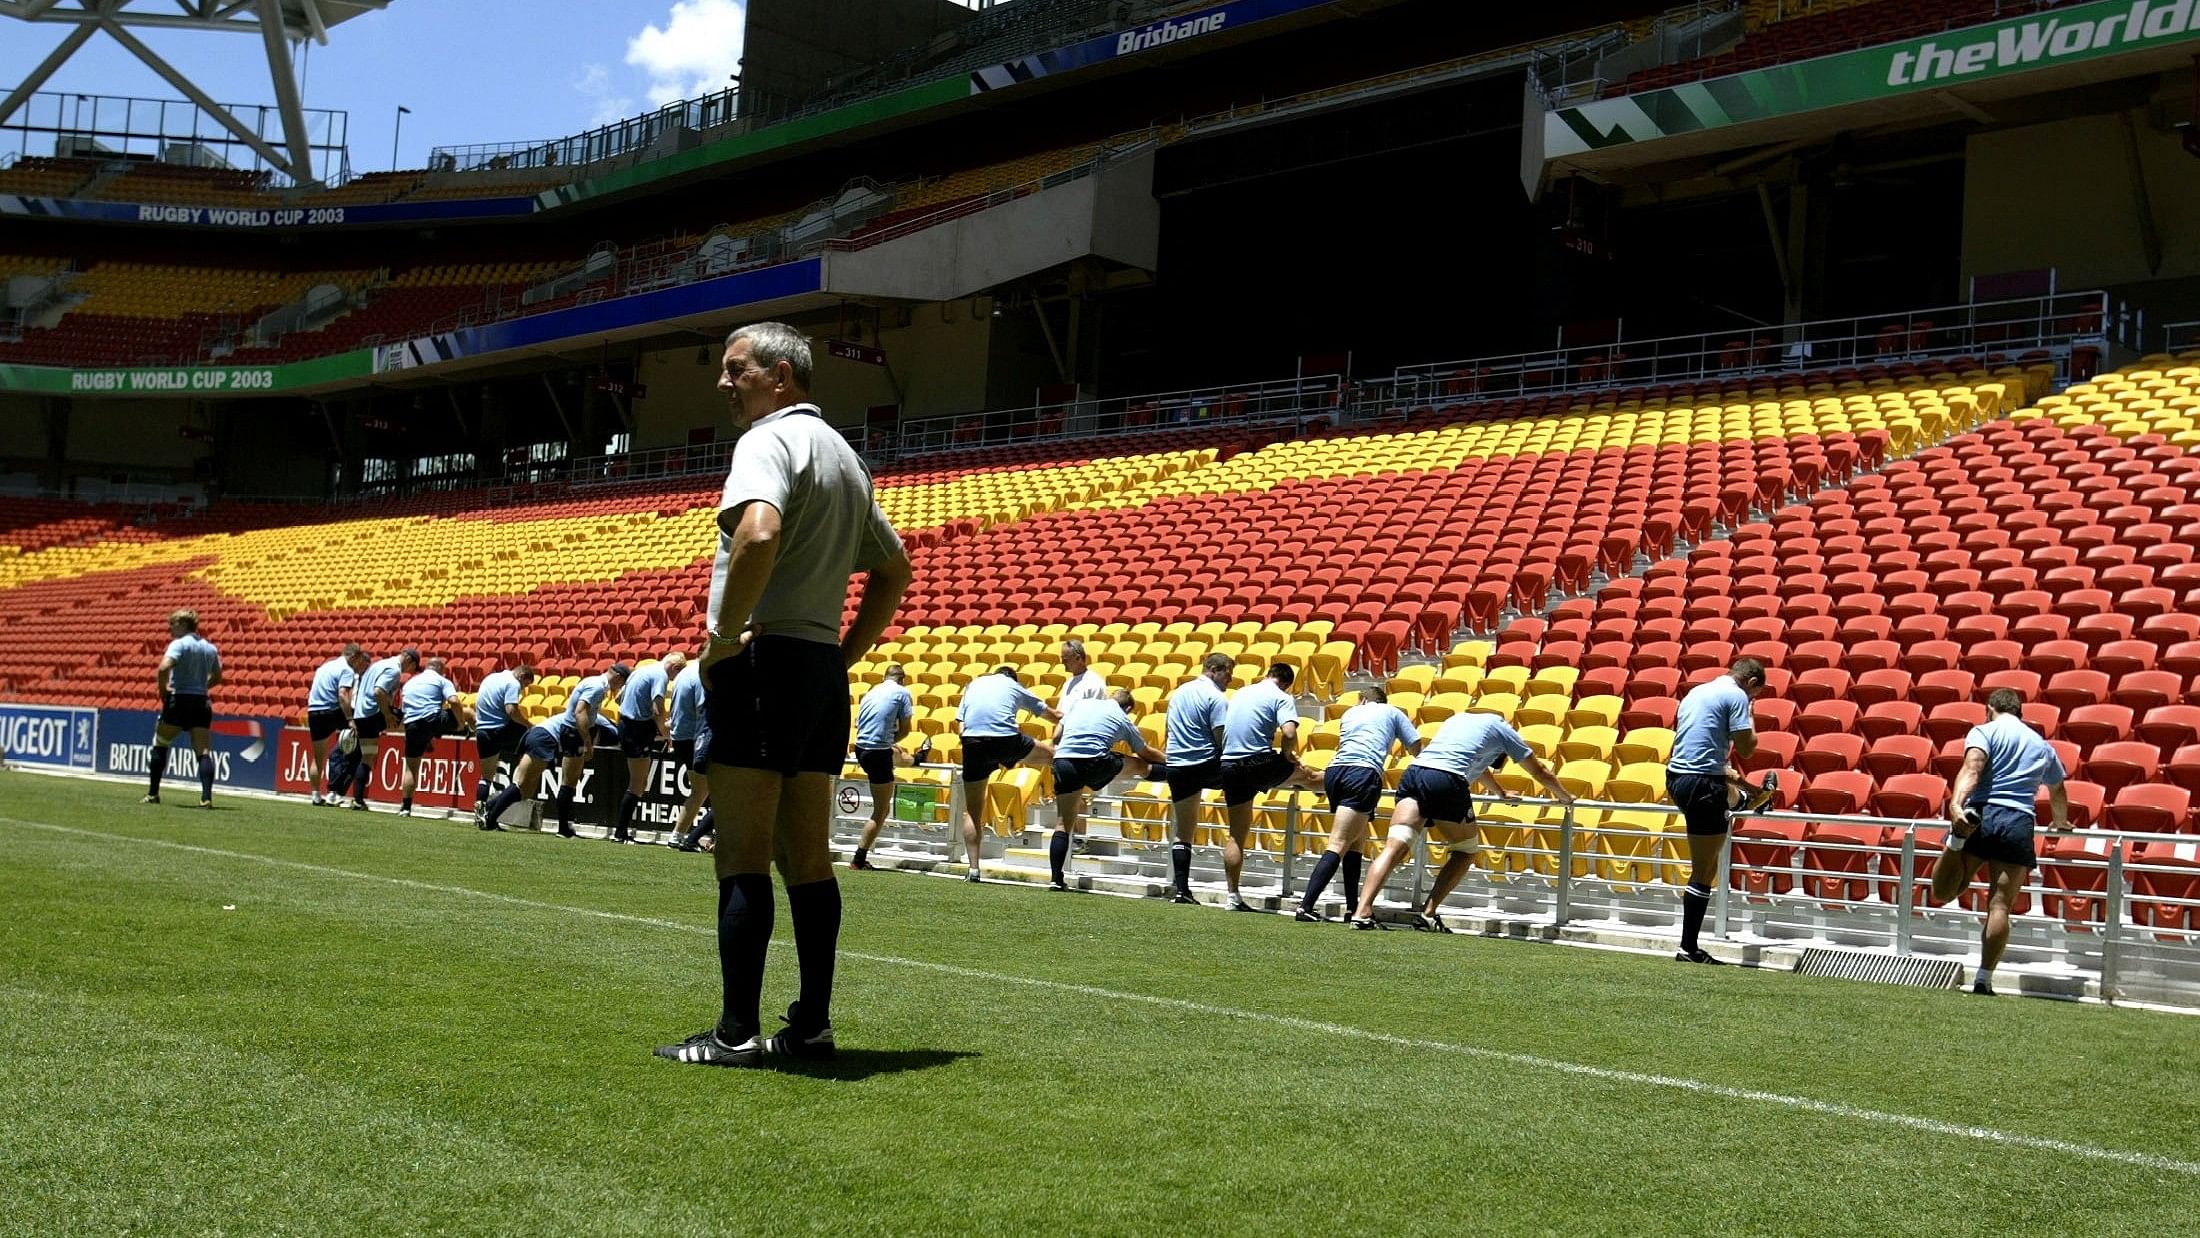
[1,0,393,186]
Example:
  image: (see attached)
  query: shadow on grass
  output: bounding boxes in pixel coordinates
[776,1048,978,1081]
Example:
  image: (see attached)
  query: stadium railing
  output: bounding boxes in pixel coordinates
[2163,320,2200,355]
[1375,289,2117,412]
[845,771,2200,1006]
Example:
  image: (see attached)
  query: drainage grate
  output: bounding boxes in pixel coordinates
[1794,948,1964,990]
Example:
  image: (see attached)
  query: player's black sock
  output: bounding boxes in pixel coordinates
[717,872,774,1043]
[1342,850,1364,907]
[785,877,841,1028]
[1299,850,1341,913]
[197,751,214,800]
[1049,830,1069,883]
[555,786,575,831]
[400,794,413,812]
[474,778,491,810]
[617,790,639,839]
[148,744,170,796]
[1681,882,1712,953]
[1170,843,1192,893]
[853,846,868,866]
[482,784,522,829]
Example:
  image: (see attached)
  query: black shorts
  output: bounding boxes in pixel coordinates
[1221,752,1296,808]
[1397,766,1474,825]
[1166,757,1222,803]
[476,726,522,763]
[1324,764,1387,814]
[1667,770,1730,836]
[404,715,452,759]
[159,693,212,731]
[1052,753,1125,796]
[703,636,850,777]
[520,723,582,764]
[856,746,897,785]
[308,709,348,742]
[962,733,1036,784]
[1963,804,2038,869]
[352,712,388,741]
[616,716,659,759]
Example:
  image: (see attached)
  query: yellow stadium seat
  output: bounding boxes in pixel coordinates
[1614,728,1676,767]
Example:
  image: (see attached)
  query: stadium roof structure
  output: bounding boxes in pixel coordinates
[0,0,391,184]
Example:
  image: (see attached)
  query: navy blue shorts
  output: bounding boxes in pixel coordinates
[1666,770,1730,836]
[1964,804,2038,869]
[1166,757,1220,803]
[476,726,521,763]
[616,716,659,759]
[856,746,897,785]
[962,733,1035,784]
[1052,753,1125,795]
[704,636,849,777]
[308,709,348,742]
[1397,765,1474,825]
[1324,764,1386,814]
[159,693,212,731]
[520,723,581,764]
[353,712,388,741]
[404,714,452,759]
[1221,752,1296,808]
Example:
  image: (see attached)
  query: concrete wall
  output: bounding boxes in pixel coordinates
[1964,109,2200,291]
[64,401,207,472]
[0,395,46,466]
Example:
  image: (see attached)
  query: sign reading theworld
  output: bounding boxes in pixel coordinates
[1546,0,2200,158]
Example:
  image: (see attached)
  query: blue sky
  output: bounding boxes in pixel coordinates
[0,0,982,177]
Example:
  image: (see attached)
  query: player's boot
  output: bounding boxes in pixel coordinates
[762,1002,835,1060]
[654,1027,763,1067]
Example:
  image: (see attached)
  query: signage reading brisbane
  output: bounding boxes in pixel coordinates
[1117,10,1227,54]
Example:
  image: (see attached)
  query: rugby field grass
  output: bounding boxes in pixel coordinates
[2,773,2196,1235]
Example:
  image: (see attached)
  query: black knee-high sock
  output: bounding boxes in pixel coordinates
[1049,830,1070,883]
[717,873,775,1042]
[1170,843,1192,893]
[555,786,575,831]
[1681,882,1712,953]
[617,790,639,838]
[474,778,492,810]
[198,752,215,801]
[482,784,523,829]
[1299,850,1342,912]
[1343,850,1365,907]
[330,746,353,797]
[785,877,841,1026]
[148,744,170,796]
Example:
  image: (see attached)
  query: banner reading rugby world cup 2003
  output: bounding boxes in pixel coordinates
[0,704,98,771]
[0,350,374,397]
[1546,0,2200,158]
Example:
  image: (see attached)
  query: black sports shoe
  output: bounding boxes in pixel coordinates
[654,1027,764,1067]
[557,826,577,839]
[1048,879,1070,892]
[349,799,368,812]
[478,819,504,832]
[199,796,214,810]
[1349,917,1383,931]
[1226,896,1262,912]
[1410,913,1452,934]
[1168,890,1198,905]
[1292,908,1323,923]
[1675,948,1725,965]
[1970,979,1996,997]
[762,1002,835,1060]
[140,793,159,805]
[850,857,877,871]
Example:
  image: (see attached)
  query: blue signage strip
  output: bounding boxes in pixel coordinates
[96,709,288,792]
[969,0,1335,91]
[0,703,98,771]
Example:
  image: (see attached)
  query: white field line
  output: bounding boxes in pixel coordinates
[7,816,2199,1179]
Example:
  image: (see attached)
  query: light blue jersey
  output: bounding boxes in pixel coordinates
[307,657,355,713]
[1414,713,1532,781]
[553,674,613,738]
[619,662,671,723]
[1964,713,2067,813]
[1055,698,1141,761]
[1669,677,1754,776]
[163,634,220,696]
[354,656,404,719]
[856,681,915,749]
[1332,702,1419,771]
[400,669,455,724]
[474,671,525,733]
[1165,676,1229,764]
[668,664,705,742]
[958,674,1045,739]
[1222,680,1298,761]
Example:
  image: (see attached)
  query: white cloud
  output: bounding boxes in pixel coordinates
[626,0,747,109]
[572,63,635,128]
